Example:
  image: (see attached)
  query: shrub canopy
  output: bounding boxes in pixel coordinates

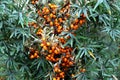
[0,0,120,80]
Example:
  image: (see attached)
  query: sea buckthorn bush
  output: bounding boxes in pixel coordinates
[0,0,120,80]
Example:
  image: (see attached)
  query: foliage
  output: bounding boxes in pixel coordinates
[0,0,120,80]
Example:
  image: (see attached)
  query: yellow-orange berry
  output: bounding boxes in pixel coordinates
[43,46,47,50]
[79,20,84,25]
[70,24,74,29]
[30,55,34,59]
[80,68,86,72]
[71,74,75,77]
[59,72,65,78]
[53,77,56,80]
[40,43,44,47]
[56,77,60,80]
[42,37,46,41]
[69,61,73,66]
[34,52,38,57]
[50,21,53,26]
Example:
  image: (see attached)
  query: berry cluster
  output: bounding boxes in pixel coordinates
[37,3,70,34]
[29,47,39,59]
[31,0,38,4]
[71,14,86,30]
[45,43,74,79]
[29,1,86,80]
[28,22,38,28]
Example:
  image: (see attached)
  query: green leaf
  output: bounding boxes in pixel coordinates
[99,15,108,26]
[76,73,87,80]
[78,9,82,17]
[18,12,24,28]
[112,3,120,12]
[94,0,104,11]
[37,59,42,70]
[70,38,73,47]
[70,4,80,8]
[83,8,90,21]
[0,4,5,14]
[78,0,83,4]
[75,49,82,60]
[0,22,3,28]
[103,0,111,15]
[80,50,85,58]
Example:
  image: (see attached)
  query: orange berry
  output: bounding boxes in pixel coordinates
[43,46,47,50]
[65,13,70,17]
[43,7,48,11]
[46,9,50,14]
[48,3,51,6]
[79,20,83,25]
[64,17,67,20]
[60,10,64,13]
[49,50,52,53]
[57,29,61,33]
[30,55,34,59]
[46,56,49,60]
[74,25,79,30]
[51,57,55,62]
[54,67,58,72]
[54,67,61,72]
[69,61,73,66]
[34,52,38,57]
[61,63,65,66]
[35,0,38,3]
[40,43,44,47]
[50,21,53,26]
[52,11,56,14]
[31,1,35,4]
[66,64,70,67]
[58,18,63,23]
[46,42,51,46]
[58,69,61,72]
[52,46,55,50]
[46,17,51,22]
[66,54,70,58]
[74,19,79,23]
[70,24,74,29]
[59,72,65,78]
[80,68,86,72]
[50,13,54,18]
[36,55,39,58]
[47,55,51,57]
[53,77,56,80]
[37,10,40,14]
[55,23,60,26]
[66,5,70,9]
[55,19,58,22]
[35,50,38,53]
[50,4,57,9]
[43,15,47,19]
[58,26,62,29]
[54,50,59,54]
[56,58,59,61]
[56,77,60,80]
[63,58,67,62]
[33,23,37,28]
[60,72,64,75]
[53,15,56,18]
[42,37,45,41]
[71,74,75,77]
